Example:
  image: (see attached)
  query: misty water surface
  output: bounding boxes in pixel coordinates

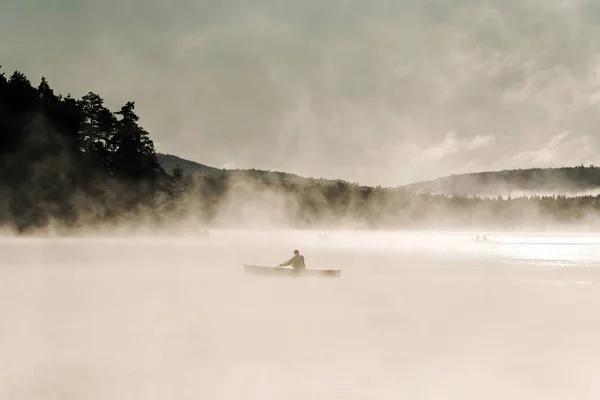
[2,230,600,399]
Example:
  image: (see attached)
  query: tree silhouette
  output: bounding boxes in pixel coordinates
[112,101,162,181]
[172,165,184,181]
[0,69,177,232]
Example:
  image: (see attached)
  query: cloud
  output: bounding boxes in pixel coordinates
[418,131,495,160]
[2,0,600,185]
[422,131,462,160]
[467,135,495,150]
[502,131,595,168]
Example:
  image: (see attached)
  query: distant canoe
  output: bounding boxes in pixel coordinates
[243,264,341,278]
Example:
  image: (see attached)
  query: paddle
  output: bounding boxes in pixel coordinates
[277,257,292,268]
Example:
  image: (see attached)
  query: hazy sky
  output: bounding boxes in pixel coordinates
[2,0,600,185]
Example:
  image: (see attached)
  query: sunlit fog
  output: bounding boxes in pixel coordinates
[2,230,600,399]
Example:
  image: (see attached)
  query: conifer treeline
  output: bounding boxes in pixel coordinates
[0,68,182,232]
[2,67,600,233]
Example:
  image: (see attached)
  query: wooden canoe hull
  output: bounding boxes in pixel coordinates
[243,264,341,278]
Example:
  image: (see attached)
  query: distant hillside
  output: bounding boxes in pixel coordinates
[157,153,352,186]
[404,165,600,196]
[158,154,600,197]
[157,154,226,179]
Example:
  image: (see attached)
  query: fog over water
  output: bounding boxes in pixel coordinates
[2,230,600,399]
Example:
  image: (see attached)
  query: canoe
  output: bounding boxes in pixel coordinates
[243,264,341,278]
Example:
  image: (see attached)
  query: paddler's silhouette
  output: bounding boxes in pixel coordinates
[278,249,306,270]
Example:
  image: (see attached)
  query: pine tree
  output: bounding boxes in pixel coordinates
[113,101,162,180]
[78,92,118,173]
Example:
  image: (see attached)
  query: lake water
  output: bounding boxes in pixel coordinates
[2,230,600,399]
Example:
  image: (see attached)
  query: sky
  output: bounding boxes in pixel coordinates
[2,0,600,186]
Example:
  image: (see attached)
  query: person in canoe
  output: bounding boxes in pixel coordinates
[278,249,306,270]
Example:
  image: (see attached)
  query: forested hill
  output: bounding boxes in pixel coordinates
[157,153,350,186]
[157,154,224,178]
[404,165,600,195]
[159,153,600,196]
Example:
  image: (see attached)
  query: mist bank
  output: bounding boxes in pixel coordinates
[170,175,600,232]
[4,67,600,235]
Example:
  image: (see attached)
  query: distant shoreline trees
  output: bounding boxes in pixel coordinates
[2,67,600,234]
